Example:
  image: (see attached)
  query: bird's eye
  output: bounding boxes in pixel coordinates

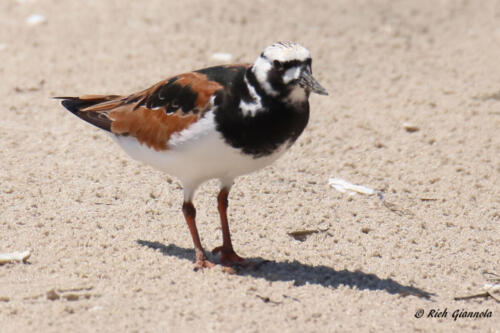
[273,60,283,70]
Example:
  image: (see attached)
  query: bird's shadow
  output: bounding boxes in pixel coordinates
[137,240,435,299]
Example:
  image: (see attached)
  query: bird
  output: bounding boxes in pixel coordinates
[57,41,328,269]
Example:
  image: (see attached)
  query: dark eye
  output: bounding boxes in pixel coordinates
[273,60,283,70]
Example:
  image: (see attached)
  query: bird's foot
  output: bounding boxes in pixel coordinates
[194,258,216,270]
[212,246,248,266]
[193,250,216,271]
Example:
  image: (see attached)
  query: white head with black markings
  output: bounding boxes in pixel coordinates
[251,41,328,103]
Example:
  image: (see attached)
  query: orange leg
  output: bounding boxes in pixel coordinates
[182,201,215,269]
[212,188,246,265]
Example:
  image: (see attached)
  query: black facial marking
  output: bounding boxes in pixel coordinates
[265,57,314,101]
[268,67,285,94]
[281,59,302,70]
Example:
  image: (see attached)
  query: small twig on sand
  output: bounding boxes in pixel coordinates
[455,272,500,302]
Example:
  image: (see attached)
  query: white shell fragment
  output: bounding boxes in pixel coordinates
[26,14,47,26]
[0,250,31,264]
[329,178,375,195]
[211,53,233,62]
[484,283,500,302]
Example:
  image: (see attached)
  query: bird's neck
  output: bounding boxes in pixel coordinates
[245,68,309,111]
[244,68,270,103]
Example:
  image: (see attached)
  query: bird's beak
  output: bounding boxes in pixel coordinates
[299,69,328,96]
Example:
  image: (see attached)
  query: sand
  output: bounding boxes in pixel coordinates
[0,0,499,332]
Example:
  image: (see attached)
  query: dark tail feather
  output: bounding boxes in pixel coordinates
[55,96,120,132]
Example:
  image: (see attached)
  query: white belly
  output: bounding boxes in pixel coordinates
[111,111,288,188]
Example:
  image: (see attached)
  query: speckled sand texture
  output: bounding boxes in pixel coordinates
[1,1,499,332]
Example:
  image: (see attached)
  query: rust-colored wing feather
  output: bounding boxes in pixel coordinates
[58,72,223,151]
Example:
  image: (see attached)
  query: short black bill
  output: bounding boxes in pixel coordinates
[299,70,328,96]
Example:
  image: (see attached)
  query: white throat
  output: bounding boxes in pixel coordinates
[286,86,308,104]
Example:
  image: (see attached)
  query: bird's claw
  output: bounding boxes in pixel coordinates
[194,258,216,271]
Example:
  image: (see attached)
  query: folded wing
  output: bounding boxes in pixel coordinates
[58,72,223,151]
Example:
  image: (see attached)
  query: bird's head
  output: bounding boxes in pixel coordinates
[251,42,328,104]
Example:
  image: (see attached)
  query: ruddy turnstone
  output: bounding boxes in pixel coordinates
[58,41,327,269]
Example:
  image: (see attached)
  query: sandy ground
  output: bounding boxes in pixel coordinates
[1,0,499,332]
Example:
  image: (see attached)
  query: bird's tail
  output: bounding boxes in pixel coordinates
[55,95,123,132]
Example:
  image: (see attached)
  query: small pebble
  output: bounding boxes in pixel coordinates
[402,122,419,133]
[211,52,233,62]
[64,306,75,314]
[46,289,60,301]
[318,221,330,232]
[26,14,47,26]
[63,294,80,301]
[89,305,103,312]
[361,227,372,234]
